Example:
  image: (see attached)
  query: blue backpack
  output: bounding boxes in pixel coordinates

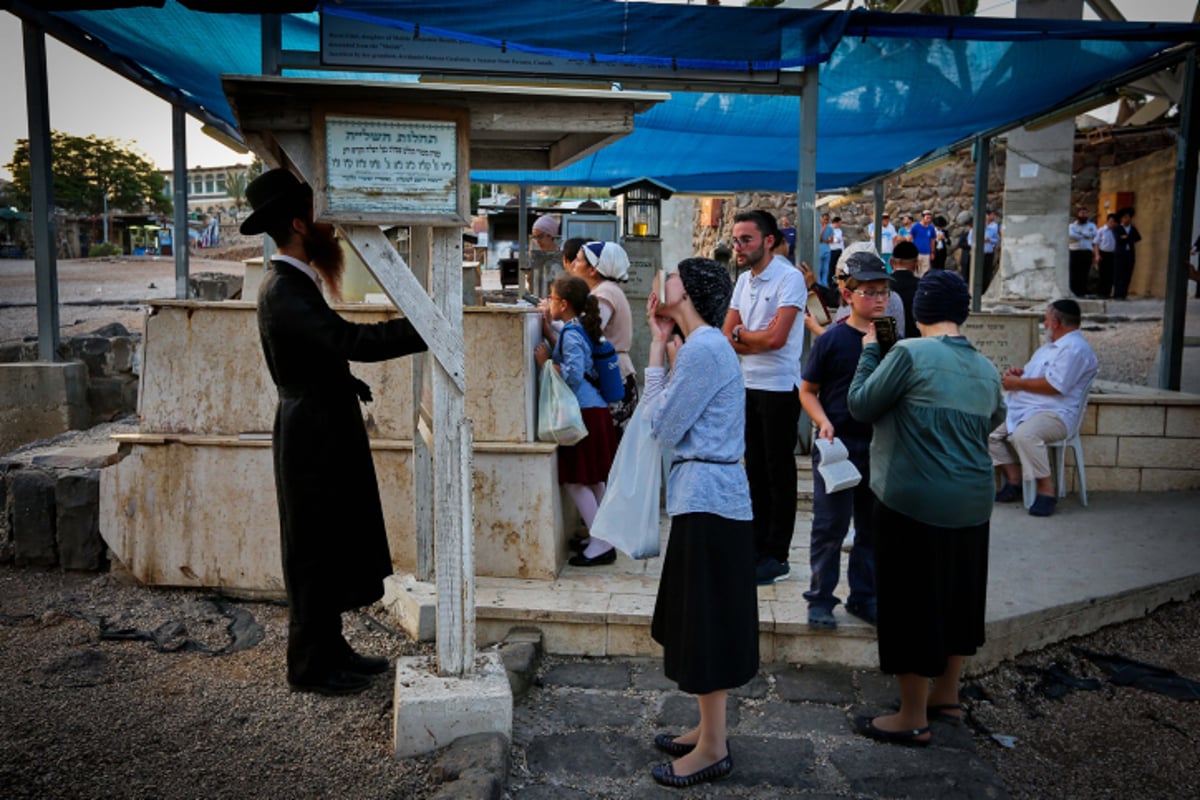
[563,324,625,403]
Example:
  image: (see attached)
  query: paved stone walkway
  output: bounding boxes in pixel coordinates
[506,657,1007,799]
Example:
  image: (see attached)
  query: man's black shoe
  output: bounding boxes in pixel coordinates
[288,669,372,696]
[344,651,390,675]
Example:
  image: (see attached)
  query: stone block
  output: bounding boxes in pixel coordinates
[1096,404,1165,437]
[11,469,57,567]
[429,734,508,786]
[1166,406,1200,438]
[723,735,818,789]
[1078,403,1098,435]
[0,362,89,454]
[1118,437,1195,470]
[1074,435,1117,467]
[392,651,512,759]
[86,375,137,423]
[109,336,136,374]
[532,621,607,656]
[68,336,113,377]
[1076,466,1141,492]
[497,641,537,699]
[32,442,123,470]
[1139,469,1200,492]
[523,731,643,780]
[605,623,660,657]
[56,471,106,571]
[541,661,630,690]
[382,574,437,642]
[773,663,856,704]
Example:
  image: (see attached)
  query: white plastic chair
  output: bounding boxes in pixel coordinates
[1023,376,1096,509]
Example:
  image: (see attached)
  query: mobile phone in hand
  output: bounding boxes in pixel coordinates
[874,316,898,354]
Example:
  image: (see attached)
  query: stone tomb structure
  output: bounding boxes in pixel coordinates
[98,76,663,753]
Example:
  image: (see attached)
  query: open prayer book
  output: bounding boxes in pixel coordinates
[815,437,862,493]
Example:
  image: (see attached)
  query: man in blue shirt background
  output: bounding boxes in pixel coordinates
[909,210,936,276]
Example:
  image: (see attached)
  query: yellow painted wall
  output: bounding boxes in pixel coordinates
[1099,145,1175,299]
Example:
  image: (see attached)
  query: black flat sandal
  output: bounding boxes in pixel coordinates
[653,733,695,757]
[651,752,733,788]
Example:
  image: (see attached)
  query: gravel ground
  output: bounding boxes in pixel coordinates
[0,565,440,800]
[1,562,1196,799]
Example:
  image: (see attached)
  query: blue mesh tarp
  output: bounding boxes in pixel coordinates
[28,0,1200,191]
[479,33,1174,192]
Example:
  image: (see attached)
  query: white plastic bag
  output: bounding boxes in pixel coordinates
[590,404,665,559]
[536,362,588,445]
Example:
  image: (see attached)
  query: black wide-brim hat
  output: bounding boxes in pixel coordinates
[239,168,313,235]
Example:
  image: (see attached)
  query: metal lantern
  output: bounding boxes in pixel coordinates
[609,177,675,240]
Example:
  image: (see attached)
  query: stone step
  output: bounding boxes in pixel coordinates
[474,569,882,669]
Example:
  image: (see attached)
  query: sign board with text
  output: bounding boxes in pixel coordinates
[313,108,469,226]
[961,313,1040,374]
[321,14,781,88]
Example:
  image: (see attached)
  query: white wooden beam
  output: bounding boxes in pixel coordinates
[341,226,466,393]
[430,226,473,677]
[409,226,435,584]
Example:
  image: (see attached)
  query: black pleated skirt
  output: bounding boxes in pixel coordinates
[873,500,990,678]
[651,512,760,695]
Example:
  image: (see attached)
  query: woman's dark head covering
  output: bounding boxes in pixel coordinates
[676,257,733,328]
[913,269,971,326]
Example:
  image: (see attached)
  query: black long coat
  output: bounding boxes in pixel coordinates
[257,260,427,621]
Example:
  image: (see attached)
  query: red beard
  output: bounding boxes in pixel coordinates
[304,223,344,300]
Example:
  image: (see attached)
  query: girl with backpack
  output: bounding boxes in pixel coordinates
[534,275,620,567]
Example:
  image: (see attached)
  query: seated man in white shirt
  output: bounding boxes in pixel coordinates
[990,299,1098,517]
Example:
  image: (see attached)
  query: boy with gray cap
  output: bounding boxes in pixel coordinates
[798,251,891,629]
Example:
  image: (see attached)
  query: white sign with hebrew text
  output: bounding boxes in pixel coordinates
[324,115,458,215]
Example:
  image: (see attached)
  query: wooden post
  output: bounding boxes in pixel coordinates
[341,224,472,677]
[431,227,474,676]
[409,227,435,583]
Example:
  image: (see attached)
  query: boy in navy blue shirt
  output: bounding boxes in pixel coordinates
[799,252,893,630]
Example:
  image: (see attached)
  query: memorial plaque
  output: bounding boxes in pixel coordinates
[625,257,657,299]
[961,313,1040,374]
[313,109,469,225]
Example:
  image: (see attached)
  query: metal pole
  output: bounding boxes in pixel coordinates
[971,134,990,312]
[261,13,281,76]
[517,184,529,282]
[102,191,109,244]
[873,180,885,258]
[24,21,59,362]
[1159,47,1198,390]
[797,65,818,272]
[172,105,190,300]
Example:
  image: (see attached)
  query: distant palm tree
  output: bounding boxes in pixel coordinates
[226,168,248,215]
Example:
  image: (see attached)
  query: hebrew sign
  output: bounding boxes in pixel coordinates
[315,112,468,224]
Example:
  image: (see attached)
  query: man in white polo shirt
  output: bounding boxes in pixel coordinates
[990,299,1098,518]
[723,209,807,584]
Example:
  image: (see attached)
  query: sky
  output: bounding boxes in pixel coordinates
[0,0,1194,182]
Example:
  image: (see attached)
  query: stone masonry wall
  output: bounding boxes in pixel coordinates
[0,324,140,428]
[691,124,1177,277]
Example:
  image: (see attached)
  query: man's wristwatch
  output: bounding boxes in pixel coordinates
[732,325,744,343]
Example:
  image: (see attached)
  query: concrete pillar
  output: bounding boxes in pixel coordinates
[990,119,1075,302]
[0,362,89,455]
[990,0,1084,304]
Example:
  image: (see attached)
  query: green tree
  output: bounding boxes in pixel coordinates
[225,167,248,212]
[4,131,171,217]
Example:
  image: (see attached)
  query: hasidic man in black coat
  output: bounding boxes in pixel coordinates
[241,169,427,696]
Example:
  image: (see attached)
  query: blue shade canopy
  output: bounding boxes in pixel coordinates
[475,33,1179,191]
[16,1,1200,191]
